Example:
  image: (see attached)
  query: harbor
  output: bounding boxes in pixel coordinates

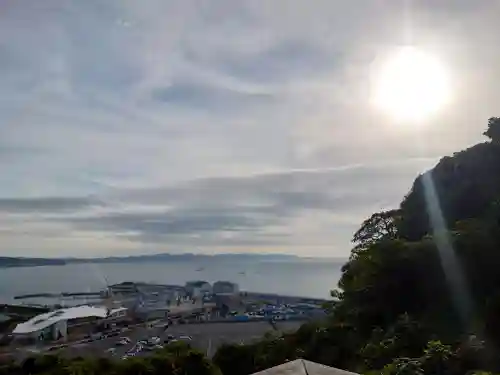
[0,280,328,361]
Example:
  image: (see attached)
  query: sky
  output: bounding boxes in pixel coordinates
[0,0,499,258]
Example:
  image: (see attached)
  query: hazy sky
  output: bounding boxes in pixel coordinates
[1,1,499,258]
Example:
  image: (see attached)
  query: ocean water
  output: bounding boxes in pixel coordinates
[0,259,343,304]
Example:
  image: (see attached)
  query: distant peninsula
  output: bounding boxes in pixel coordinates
[0,257,67,268]
[0,252,301,268]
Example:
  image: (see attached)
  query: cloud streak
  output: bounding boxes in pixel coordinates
[0,161,432,255]
[0,0,497,256]
[0,197,100,214]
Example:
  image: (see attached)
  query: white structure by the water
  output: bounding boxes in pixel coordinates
[13,305,127,341]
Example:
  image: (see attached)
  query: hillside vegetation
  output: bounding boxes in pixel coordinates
[214,118,500,375]
[4,117,500,375]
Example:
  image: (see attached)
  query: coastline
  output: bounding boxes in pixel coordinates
[0,261,340,301]
[0,254,344,269]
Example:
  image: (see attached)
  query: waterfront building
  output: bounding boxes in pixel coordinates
[213,281,239,295]
[185,281,212,297]
[132,296,170,321]
[12,305,128,342]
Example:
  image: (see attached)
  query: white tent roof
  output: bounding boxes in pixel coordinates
[13,305,127,334]
[251,359,358,375]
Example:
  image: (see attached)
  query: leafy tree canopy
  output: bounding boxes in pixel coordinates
[484,117,500,143]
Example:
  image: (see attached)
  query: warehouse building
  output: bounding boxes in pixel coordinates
[213,281,239,295]
[185,281,212,298]
[12,305,128,342]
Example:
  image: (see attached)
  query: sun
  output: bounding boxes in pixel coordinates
[372,46,450,123]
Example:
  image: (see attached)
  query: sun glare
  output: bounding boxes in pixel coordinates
[372,46,450,123]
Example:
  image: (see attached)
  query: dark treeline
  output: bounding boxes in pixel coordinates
[0,342,221,375]
[4,118,500,375]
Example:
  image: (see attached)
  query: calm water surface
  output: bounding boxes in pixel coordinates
[0,260,343,303]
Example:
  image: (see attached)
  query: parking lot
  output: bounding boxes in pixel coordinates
[166,321,275,357]
[40,319,303,360]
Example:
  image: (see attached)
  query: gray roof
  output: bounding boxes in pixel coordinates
[214,281,237,286]
[251,359,358,375]
[186,280,209,287]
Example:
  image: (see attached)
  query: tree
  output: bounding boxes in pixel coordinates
[484,117,500,144]
[420,341,458,375]
[359,314,429,371]
[351,210,400,252]
[8,344,221,375]
[338,237,455,339]
[381,358,424,375]
[378,341,459,375]
[213,343,256,375]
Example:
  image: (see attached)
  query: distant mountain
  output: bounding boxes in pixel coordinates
[0,257,66,268]
[65,252,300,264]
[0,252,300,268]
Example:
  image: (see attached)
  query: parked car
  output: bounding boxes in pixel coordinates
[116,337,131,346]
[91,332,103,340]
[149,336,161,344]
[126,346,140,355]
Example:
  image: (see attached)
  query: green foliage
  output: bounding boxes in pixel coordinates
[213,334,302,375]
[213,343,257,375]
[352,210,400,251]
[338,237,459,340]
[398,140,500,241]
[376,341,462,375]
[420,340,458,374]
[1,343,220,375]
[484,117,500,143]
[212,320,363,375]
[381,358,424,375]
[359,315,429,371]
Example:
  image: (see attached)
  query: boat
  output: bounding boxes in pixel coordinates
[196,267,204,272]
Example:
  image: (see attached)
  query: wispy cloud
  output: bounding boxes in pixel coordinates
[0,197,100,214]
[0,160,432,256]
[0,0,497,256]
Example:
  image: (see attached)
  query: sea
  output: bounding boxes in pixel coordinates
[0,259,344,305]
